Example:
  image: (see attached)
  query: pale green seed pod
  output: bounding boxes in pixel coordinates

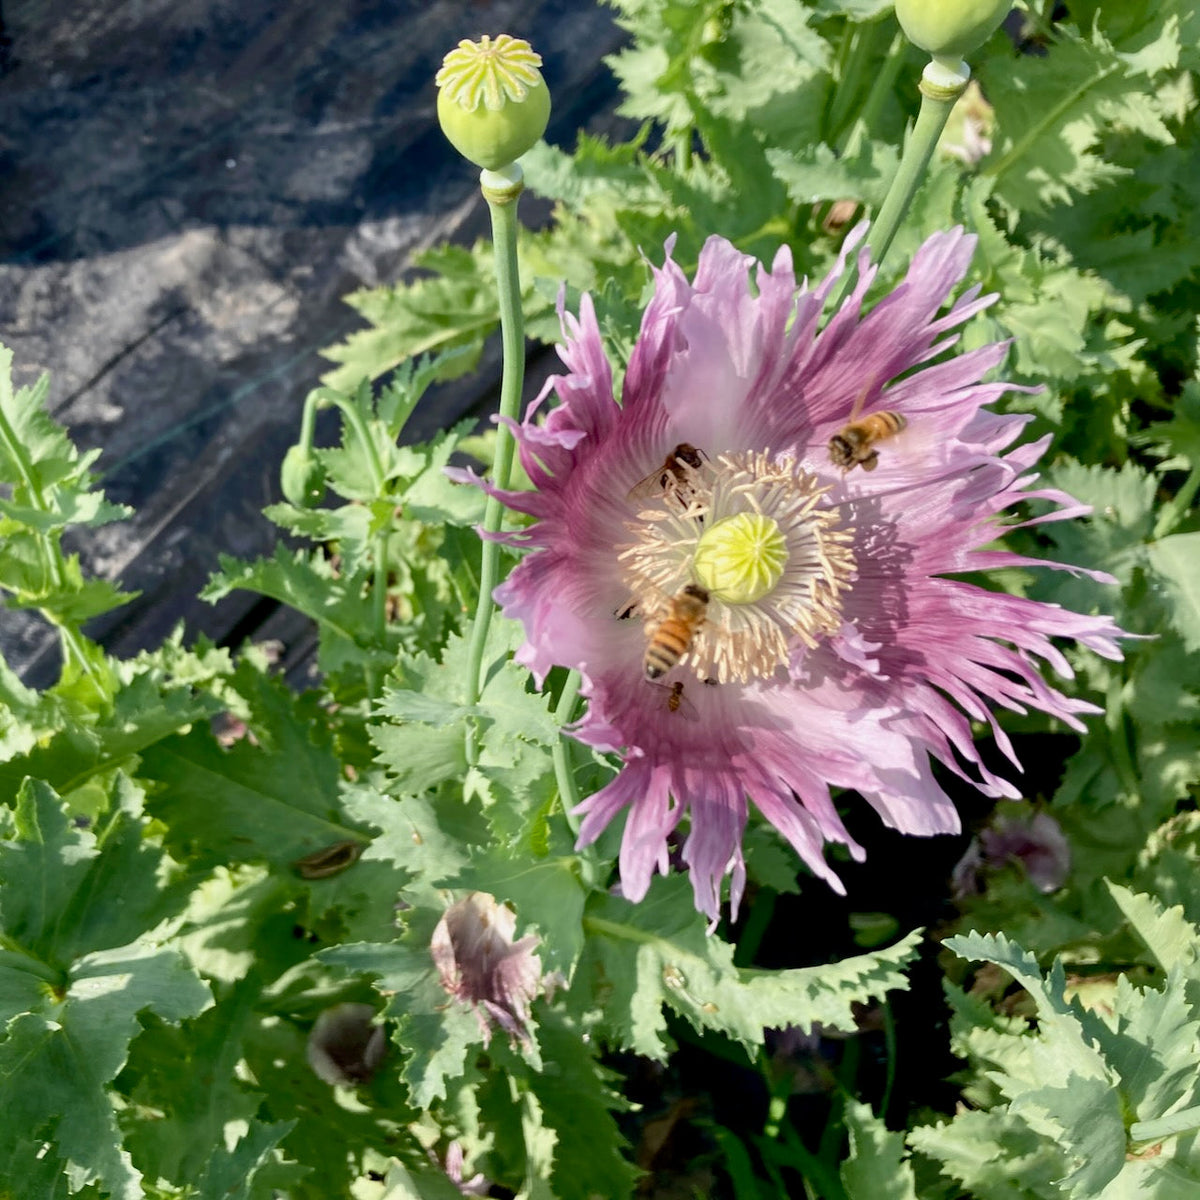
[435,34,551,171]
[280,444,326,508]
[895,0,1010,61]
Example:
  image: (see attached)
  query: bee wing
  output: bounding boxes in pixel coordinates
[627,466,672,504]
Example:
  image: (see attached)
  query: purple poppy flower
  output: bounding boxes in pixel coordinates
[431,892,544,1043]
[472,226,1122,923]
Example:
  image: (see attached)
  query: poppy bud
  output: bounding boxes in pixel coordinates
[895,0,1010,62]
[435,34,551,171]
[280,444,326,508]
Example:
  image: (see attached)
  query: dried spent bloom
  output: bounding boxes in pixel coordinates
[952,808,1072,897]
[471,226,1122,923]
[431,891,543,1042]
[306,1003,387,1086]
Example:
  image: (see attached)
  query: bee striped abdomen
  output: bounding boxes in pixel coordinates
[644,621,691,679]
[643,585,709,680]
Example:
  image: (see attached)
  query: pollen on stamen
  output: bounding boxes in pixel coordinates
[618,451,856,683]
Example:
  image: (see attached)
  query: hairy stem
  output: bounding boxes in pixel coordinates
[868,58,968,265]
[465,165,527,759]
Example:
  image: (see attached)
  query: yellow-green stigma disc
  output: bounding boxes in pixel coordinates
[693,512,788,605]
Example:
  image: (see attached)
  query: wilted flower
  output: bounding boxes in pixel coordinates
[474,226,1122,923]
[432,891,543,1042]
[306,1002,387,1086]
[952,807,1072,897]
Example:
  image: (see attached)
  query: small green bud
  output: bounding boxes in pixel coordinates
[280,444,326,508]
[435,34,551,171]
[895,0,1010,61]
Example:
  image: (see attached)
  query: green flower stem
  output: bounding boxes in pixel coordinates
[552,670,583,833]
[552,668,602,888]
[297,387,320,456]
[1153,464,1200,539]
[852,31,908,147]
[870,58,968,261]
[311,387,390,698]
[1106,671,1140,799]
[835,56,969,307]
[878,999,898,1119]
[464,164,527,760]
[827,16,886,148]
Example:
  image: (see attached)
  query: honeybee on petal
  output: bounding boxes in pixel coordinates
[828,410,907,472]
[829,387,907,473]
[644,584,709,680]
[628,442,708,507]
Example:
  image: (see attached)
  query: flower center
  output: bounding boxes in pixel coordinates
[693,512,788,605]
[618,451,856,683]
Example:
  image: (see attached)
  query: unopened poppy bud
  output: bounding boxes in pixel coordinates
[895,0,1010,63]
[435,34,551,171]
[280,444,326,508]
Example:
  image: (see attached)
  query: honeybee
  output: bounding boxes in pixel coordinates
[628,443,708,506]
[644,584,710,680]
[828,408,907,473]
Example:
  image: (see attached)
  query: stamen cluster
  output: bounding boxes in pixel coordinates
[620,451,855,684]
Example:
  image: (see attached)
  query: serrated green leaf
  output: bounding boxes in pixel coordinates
[138,671,367,869]
[120,980,264,1186]
[908,1107,1067,1200]
[841,1101,918,1200]
[0,776,195,980]
[0,667,221,805]
[193,1119,299,1200]
[768,138,898,207]
[1103,971,1200,1126]
[0,784,210,1197]
[983,26,1171,213]
[203,546,382,679]
[1147,533,1200,650]
[319,244,497,392]
[1107,882,1199,975]
[578,876,920,1058]
[1008,1074,1126,1197]
[526,1010,638,1200]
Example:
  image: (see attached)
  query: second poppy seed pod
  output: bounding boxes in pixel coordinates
[436,34,551,171]
[895,0,1010,62]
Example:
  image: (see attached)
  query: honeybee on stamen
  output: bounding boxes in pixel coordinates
[643,584,709,680]
[628,442,708,507]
